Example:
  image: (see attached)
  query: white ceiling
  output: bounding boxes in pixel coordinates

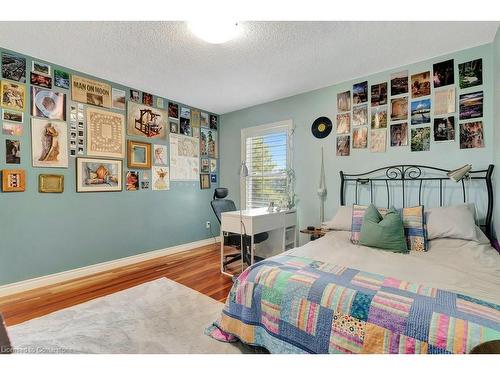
[0,21,497,114]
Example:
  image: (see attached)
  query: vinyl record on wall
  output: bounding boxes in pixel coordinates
[311,116,333,139]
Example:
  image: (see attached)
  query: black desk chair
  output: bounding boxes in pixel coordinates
[211,188,268,269]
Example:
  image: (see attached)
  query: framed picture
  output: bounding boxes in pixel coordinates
[2,109,23,123]
[87,107,125,158]
[54,69,70,89]
[6,139,21,164]
[390,71,408,96]
[1,169,25,192]
[30,72,52,89]
[2,52,26,82]
[200,112,209,127]
[71,75,112,108]
[200,173,211,189]
[112,88,126,110]
[459,59,482,89]
[459,91,483,120]
[210,174,217,183]
[168,102,179,118]
[142,92,153,106]
[130,89,140,103]
[152,166,170,191]
[209,114,218,130]
[126,171,139,191]
[191,109,201,128]
[411,71,431,98]
[1,81,26,111]
[31,118,68,168]
[31,87,66,120]
[128,140,151,169]
[201,158,210,173]
[39,174,64,193]
[153,144,168,166]
[76,157,122,192]
[32,61,51,76]
[126,101,168,139]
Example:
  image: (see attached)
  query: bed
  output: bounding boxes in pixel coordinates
[209,164,500,354]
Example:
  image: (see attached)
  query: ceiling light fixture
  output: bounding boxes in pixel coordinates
[188,20,239,44]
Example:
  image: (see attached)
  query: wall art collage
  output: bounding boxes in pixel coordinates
[331,57,484,156]
[0,48,218,193]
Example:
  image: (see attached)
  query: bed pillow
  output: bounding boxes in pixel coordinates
[351,204,426,251]
[425,204,477,241]
[359,205,408,253]
[322,206,352,231]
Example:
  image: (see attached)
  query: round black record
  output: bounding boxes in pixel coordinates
[311,116,333,139]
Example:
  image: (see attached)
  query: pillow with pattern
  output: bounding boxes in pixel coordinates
[351,204,427,251]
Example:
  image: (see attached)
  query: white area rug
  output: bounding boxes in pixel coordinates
[8,278,245,354]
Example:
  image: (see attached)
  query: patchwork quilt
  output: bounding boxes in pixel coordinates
[209,255,500,354]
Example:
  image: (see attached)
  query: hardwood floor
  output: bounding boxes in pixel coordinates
[0,243,242,326]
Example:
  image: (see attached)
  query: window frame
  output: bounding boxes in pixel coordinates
[240,119,294,209]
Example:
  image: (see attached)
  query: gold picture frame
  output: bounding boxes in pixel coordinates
[39,174,64,193]
[1,169,26,192]
[127,140,151,169]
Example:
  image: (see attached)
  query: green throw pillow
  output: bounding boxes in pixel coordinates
[359,204,408,253]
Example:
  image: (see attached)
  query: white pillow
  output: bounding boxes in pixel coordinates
[425,204,477,241]
[322,206,352,231]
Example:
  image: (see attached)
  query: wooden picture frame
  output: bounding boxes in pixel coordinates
[39,174,64,193]
[200,173,210,190]
[1,169,26,192]
[127,140,151,169]
[76,157,123,193]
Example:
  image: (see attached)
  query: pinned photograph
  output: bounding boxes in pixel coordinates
[180,117,191,136]
[411,71,431,98]
[210,114,218,130]
[32,61,51,76]
[30,72,52,89]
[459,59,482,89]
[370,82,387,107]
[201,158,210,173]
[31,87,66,121]
[126,171,139,191]
[211,174,217,183]
[434,87,455,116]
[156,97,164,108]
[31,118,68,168]
[433,116,455,142]
[353,81,368,105]
[142,92,153,106]
[169,120,179,134]
[6,139,21,164]
[336,113,350,134]
[433,59,454,88]
[390,71,408,96]
[200,112,209,127]
[390,123,408,147]
[390,97,408,121]
[200,128,218,158]
[2,122,23,136]
[180,107,191,119]
[411,127,431,152]
[200,173,210,189]
[352,105,368,126]
[370,130,386,153]
[337,91,351,112]
[336,135,350,156]
[1,81,26,111]
[410,99,431,125]
[168,102,179,118]
[459,91,483,120]
[191,109,201,128]
[54,69,70,89]
[153,144,168,166]
[112,88,126,110]
[130,89,140,103]
[141,181,149,189]
[210,158,217,173]
[152,166,170,191]
[2,109,23,123]
[460,121,484,149]
[370,106,387,129]
[1,52,26,82]
[352,126,368,149]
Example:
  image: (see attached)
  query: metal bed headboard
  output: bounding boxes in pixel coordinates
[339,164,494,239]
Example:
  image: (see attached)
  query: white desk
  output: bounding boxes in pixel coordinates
[220,208,297,276]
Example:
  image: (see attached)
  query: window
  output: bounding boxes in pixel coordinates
[241,120,293,209]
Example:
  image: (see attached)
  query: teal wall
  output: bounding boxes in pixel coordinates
[494,31,500,238]
[220,43,494,244]
[0,47,219,285]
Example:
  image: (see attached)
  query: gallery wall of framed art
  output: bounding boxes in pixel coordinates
[0,45,220,286]
[219,42,494,247]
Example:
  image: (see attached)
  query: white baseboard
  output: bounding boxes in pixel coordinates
[0,236,220,298]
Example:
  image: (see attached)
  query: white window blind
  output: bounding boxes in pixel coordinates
[242,122,291,209]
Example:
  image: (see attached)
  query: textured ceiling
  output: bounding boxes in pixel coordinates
[0,21,497,114]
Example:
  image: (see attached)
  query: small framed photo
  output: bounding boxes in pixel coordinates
[127,140,151,169]
[2,169,26,192]
[210,174,217,183]
[32,60,51,76]
[2,109,24,123]
[200,173,210,189]
[76,158,122,192]
[39,174,64,193]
